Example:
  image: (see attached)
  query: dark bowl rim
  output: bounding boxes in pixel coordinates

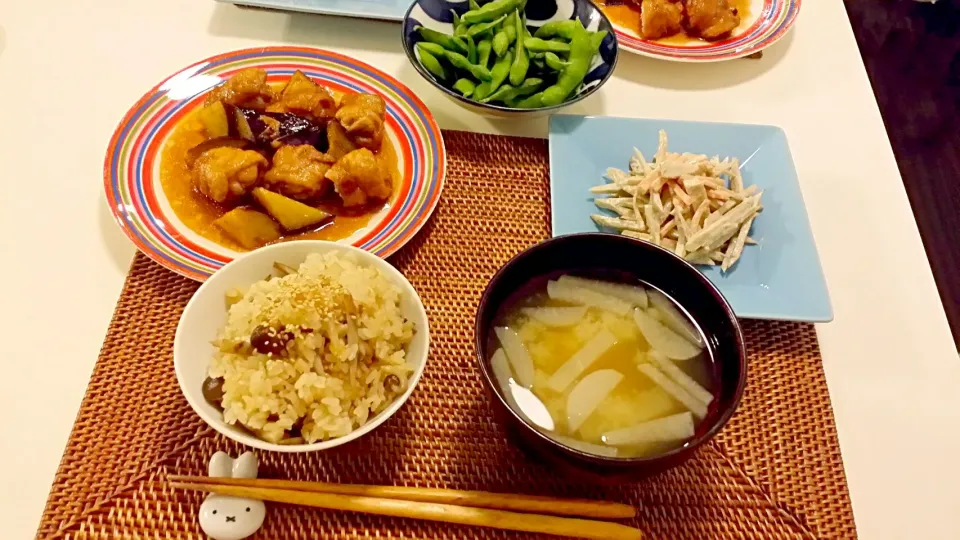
[473,232,748,465]
[400,0,620,114]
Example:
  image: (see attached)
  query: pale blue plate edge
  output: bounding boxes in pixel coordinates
[216,0,408,21]
[547,114,834,323]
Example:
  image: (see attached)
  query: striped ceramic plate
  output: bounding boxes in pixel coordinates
[601,0,800,62]
[104,47,446,281]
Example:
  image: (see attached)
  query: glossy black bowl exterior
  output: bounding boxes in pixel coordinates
[475,233,746,482]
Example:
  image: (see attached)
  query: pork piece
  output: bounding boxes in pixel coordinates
[192,147,268,204]
[325,148,392,207]
[265,70,338,121]
[205,68,276,109]
[335,93,386,150]
[685,0,741,40]
[263,145,331,200]
[186,137,253,168]
[640,0,683,40]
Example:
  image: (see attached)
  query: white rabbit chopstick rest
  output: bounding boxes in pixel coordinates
[199,451,266,540]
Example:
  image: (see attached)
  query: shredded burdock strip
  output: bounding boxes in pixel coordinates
[591,214,645,232]
[722,215,756,271]
[691,199,710,232]
[675,221,687,259]
[589,130,763,272]
[729,158,744,193]
[595,198,637,220]
[622,230,652,242]
[644,204,661,245]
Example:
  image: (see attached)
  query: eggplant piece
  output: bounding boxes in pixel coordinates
[213,208,282,249]
[273,114,327,148]
[224,104,328,151]
[222,103,258,142]
[230,105,256,142]
[198,101,230,138]
[185,137,254,168]
[224,105,328,152]
[253,188,332,231]
[248,109,328,149]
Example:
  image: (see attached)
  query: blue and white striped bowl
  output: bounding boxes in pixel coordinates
[401,0,618,117]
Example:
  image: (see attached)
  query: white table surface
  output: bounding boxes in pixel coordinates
[1,1,957,538]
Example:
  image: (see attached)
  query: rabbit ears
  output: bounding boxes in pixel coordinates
[208,451,259,479]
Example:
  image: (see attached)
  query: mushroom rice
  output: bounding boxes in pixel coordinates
[207,251,415,444]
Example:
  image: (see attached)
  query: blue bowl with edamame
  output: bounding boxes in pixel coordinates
[402,0,618,118]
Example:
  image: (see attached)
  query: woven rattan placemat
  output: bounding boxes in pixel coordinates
[39,131,856,539]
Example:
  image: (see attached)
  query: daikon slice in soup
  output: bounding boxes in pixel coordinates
[487,275,717,459]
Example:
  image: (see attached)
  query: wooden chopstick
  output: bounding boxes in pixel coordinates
[171,480,643,540]
[168,476,635,519]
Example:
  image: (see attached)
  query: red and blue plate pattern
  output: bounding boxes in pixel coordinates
[104,47,446,281]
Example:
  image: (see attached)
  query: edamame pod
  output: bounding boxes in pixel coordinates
[416,26,468,55]
[465,35,478,64]
[480,84,516,104]
[416,45,448,80]
[417,41,448,57]
[467,14,507,38]
[477,39,493,68]
[444,50,493,81]
[540,30,595,107]
[513,91,544,109]
[514,77,543,95]
[454,10,469,37]
[533,20,583,41]
[509,10,529,86]
[461,0,524,24]
[474,50,512,100]
[544,51,569,71]
[524,37,571,53]
[492,11,518,56]
[452,36,470,55]
[481,77,543,103]
[453,78,477,97]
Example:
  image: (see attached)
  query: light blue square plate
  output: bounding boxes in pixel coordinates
[549,115,833,322]
[217,0,410,21]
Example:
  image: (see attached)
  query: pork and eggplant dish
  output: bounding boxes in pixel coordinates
[160,68,398,251]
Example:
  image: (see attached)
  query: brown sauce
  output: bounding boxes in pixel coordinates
[598,0,752,46]
[159,87,398,252]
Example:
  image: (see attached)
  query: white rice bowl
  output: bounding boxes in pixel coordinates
[174,241,430,452]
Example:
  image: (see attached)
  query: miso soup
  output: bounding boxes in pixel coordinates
[488,275,716,459]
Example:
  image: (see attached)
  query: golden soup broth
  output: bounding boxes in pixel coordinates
[489,280,715,459]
